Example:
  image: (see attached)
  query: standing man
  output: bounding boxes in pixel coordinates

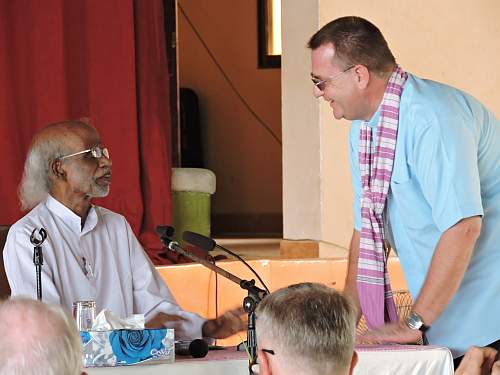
[308,16,500,362]
[3,119,244,341]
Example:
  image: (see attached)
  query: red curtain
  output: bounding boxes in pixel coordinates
[0,0,172,264]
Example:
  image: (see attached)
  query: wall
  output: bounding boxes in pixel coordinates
[177,0,282,235]
[281,0,321,241]
[282,0,500,256]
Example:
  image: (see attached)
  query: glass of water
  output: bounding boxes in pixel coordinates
[72,300,96,331]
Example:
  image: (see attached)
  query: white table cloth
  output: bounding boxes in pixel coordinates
[86,344,454,375]
[354,345,453,375]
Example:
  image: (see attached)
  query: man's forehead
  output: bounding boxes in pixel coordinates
[38,122,100,147]
[311,43,339,77]
[70,126,100,146]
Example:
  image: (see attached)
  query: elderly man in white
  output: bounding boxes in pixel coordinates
[3,119,243,340]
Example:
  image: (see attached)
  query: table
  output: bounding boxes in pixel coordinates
[86,349,249,375]
[354,345,454,375]
[86,344,453,375]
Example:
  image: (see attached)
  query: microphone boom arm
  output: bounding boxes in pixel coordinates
[165,240,267,301]
[215,244,270,294]
[157,230,267,374]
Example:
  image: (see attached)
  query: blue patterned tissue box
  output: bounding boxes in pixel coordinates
[80,328,174,367]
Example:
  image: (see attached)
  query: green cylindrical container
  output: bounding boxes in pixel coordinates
[171,168,216,245]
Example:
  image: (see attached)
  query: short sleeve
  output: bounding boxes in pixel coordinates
[412,120,483,232]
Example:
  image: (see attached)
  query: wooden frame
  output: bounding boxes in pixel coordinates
[257,0,281,69]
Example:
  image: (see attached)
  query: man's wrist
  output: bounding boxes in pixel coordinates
[201,320,209,337]
[202,319,216,338]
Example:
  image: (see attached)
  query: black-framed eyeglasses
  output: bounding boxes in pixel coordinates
[261,348,275,355]
[59,145,110,160]
[311,65,355,91]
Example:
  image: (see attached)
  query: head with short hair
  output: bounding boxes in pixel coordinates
[0,297,83,375]
[19,119,111,210]
[308,16,395,77]
[255,283,357,375]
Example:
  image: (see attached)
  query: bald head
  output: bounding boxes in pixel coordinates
[33,120,98,154]
[0,298,83,375]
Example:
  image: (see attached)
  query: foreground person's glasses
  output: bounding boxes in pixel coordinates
[59,145,110,160]
[249,349,275,375]
[261,348,275,355]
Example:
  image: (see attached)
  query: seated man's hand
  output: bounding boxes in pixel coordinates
[455,346,498,375]
[145,312,188,331]
[202,307,247,339]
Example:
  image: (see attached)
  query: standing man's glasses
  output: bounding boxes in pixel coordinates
[59,145,110,160]
[311,65,355,91]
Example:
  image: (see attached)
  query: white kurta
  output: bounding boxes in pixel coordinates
[3,195,205,340]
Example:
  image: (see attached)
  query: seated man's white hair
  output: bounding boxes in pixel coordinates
[0,297,83,375]
[255,282,357,375]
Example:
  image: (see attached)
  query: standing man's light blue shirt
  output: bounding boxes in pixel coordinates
[349,74,500,357]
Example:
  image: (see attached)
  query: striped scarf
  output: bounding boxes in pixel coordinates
[357,65,408,329]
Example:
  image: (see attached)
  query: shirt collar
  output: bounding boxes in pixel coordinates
[45,195,98,235]
[366,103,382,128]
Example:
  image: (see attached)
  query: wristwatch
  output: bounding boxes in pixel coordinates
[405,311,430,332]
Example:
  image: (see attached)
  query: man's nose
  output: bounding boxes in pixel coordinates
[313,85,324,98]
[98,155,112,168]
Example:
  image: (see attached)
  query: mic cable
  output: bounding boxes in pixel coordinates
[183,231,270,294]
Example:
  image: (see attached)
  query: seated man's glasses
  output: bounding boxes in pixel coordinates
[59,145,109,160]
[311,65,355,91]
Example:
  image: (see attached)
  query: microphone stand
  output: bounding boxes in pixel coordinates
[30,228,47,301]
[158,233,267,374]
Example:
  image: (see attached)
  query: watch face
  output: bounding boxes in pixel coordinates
[407,313,423,330]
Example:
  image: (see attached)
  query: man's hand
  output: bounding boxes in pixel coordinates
[493,361,500,375]
[358,321,422,345]
[455,346,498,375]
[202,307,247,339]
[145,312,188,330]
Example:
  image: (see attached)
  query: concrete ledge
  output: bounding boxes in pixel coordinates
[280,239,349,259]
[280,239,319,258]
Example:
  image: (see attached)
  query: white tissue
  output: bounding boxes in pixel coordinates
[91,309,145,331]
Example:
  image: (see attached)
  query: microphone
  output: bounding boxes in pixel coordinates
[175,339,209,358]
[183,231,216,252]
[182,231,270,294]
[156,226,177,260]
[156,225,175,243]
[30,227,47,301]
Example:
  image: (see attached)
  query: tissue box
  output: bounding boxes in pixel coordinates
[80,328,174,367]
